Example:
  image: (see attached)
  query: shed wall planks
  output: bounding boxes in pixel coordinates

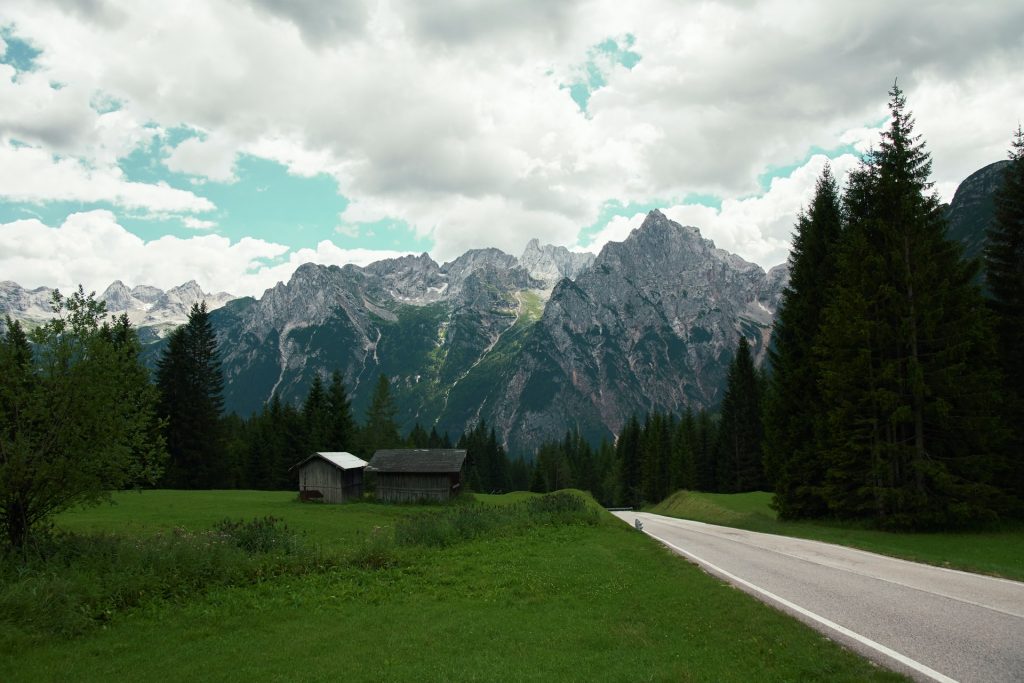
[299,458,363,503]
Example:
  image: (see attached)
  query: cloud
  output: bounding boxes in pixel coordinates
[0,140,215,212]
[249,0,369,46]
[0,210,410,297]
[164,132,238,182]
[182,216,216,230]
[583,153,863,268]
[1,0,1022,270]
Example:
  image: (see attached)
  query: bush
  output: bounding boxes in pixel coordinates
[394,491,599,548]
[0,519,334,641]
[212,516,298,554]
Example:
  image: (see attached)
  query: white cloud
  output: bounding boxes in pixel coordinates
[1,0,1022,271]
[182,216,217,230]
[0,140,215,212]
[0,211,409,297]
[583,154,863,268]
[164,132,238,183]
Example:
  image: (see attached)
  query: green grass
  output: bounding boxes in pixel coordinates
[1,490,903,682]
[650,490,1024,581]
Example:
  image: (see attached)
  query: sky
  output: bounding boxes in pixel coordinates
[0,1,1022,298]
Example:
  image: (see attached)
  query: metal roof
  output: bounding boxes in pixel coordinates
[292,451,368,471]
[367,449,467,473]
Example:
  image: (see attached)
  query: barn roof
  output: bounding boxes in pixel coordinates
[292,451,368,471]
[367,449,467,473]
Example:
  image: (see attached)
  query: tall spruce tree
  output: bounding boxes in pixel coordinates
[817,83,1007,528]
[326,370,355,451]
[715,336,765,493]
[156,301,226,488]
[616,415,643,506]
[362,374,400,455]
[302,374,331,452]
[985,127,1024,499]
[693,410,717,491]
[765,164,843,517]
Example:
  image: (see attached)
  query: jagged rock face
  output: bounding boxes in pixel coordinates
[0,281,57,327]
[485,211,786,451]
[363,253,447,305]
[945,160,1009,262]
[519,238,596,287]
[0,280,236,334]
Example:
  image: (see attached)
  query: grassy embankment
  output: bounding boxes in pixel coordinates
[650,490,1024,581]
[0,490,903,682]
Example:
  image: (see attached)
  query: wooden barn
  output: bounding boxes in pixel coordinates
[292,452,368,503]
[367,449,467,503]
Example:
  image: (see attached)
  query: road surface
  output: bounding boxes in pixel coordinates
[612,511,1024,682]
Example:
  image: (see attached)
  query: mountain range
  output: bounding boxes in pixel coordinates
[0,279,235,343]
[201,210,786,453]
[0,161,1004,454]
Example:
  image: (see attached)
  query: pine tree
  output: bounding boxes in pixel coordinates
[302,374,330,451]
[156,301,226,488]
[986,127,1024,499]
[326,370,355,451]
[616,415,643,506]
[693,410,717,491]
[817,83,1008,527]
[671,408,697,491]
[765,163,844,517]
[407,422,429,448]
[715,336,766,493]
[362,374,400,456]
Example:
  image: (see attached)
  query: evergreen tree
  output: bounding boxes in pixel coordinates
[765,163,843,517]
[693,409,717,492]
[326,370,356,452]
[302,374,331,451]
[362,374,400,456]
[671,408,697,491]
[427,426,445,448]
[407,422,429,448]
[509,456,532,492]
[616,415,643,506]
[817,83,1008,527]
[715,336,766,492]
[156,301,226,488]
[986,127,1024,499]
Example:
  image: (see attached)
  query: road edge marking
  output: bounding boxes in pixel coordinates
[639,523,959,683]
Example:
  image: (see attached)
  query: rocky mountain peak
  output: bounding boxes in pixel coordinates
[519,238,595,287]
[946,160,1010,262]
[100,280,134,311]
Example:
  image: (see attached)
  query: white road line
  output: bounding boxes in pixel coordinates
[640,524,959,683]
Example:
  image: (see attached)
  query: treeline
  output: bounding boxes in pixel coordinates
[761,85,1024,529]
[152,306,531,492]
[527,336,761,507]
[154,309,447,490]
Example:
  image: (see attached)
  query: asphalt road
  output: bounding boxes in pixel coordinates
[612,511,1024,682]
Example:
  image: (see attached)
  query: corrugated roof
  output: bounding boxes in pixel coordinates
[367,449,467,473]
[292,451,368,471]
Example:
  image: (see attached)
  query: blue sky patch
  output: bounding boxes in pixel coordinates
[755,143,862,194]
[562,34,642,114]
[0,27,41,72]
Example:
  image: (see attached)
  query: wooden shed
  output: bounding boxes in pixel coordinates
[292,452,368,503]
[367,449,467,503]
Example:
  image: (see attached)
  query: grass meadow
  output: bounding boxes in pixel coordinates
[0,490,904,682]
[650,490,1024,581]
